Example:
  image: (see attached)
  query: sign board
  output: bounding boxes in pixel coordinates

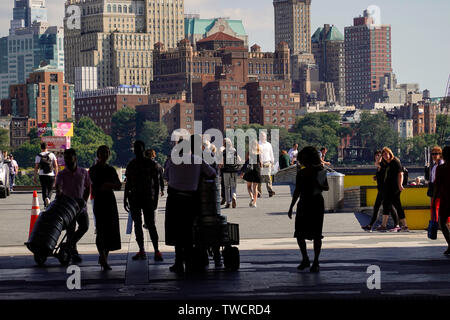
[38,123,74,137]
[41,136,71,151]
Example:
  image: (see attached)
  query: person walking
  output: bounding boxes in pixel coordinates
[362,150,399,232]
[379,147,409,232]
[164,135,216,274]
[425,146,444,228]
[434,146,450,255]
[124,141,163,262]
[55,148,91,264]
[220,138,241,209]
[242,140,262,208]
[288,144,299,165]
[258,132,275,197]
[34,143,59,208]
[8,154,18,191]
[288,146,329,273]
[89,146,122,271]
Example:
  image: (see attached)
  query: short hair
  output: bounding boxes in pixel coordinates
[443,146,450,162]
[64,148,76,157]
[432,146,443,154]
[145,149,156,159]
[41,142,47,150]
[97,145,110,158]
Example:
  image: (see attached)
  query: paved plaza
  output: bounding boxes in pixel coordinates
[0,185,449,305]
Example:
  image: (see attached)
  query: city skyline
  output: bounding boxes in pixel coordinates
[0,0,449,97]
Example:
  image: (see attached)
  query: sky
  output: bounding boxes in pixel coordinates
[0,0,449,97]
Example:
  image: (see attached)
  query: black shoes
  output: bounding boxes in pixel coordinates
[297,259,311,270]
[132,251,147,261]
[71,253,82,264]
[310,262,320,273]
[169,264,185,274]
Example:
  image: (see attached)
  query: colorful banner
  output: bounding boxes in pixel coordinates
[41,136,71,151]
[37,123,74,137]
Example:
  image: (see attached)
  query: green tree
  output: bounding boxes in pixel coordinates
[137,121,171,164]
[356,112,399,153]
[71,117,115,168]
[111,107,136,166]
[13,142,41,168]
[292,113,341,160]
[0,128,9,151]
[436,114,450,146]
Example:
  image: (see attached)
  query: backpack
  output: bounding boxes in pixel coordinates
[38,153,53,174]
[402,167,409,188]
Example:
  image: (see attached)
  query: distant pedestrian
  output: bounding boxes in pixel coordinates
[220,138,241,209]
[380,147,408,232]
[279,150,291,170]
[242,140,262,208]
[434,146,450,255]
[8,154,18,191]
[124,141,163,262]
[288,146,329,273]
[55,148,91,264]
[164,135,216,274]
[89,146,122,271]
[425,146,444,197]
[362,150,399,232]
[34,143,59,208]
[288,144,299,165]
[258,132,275,198]
[319,147,331,167]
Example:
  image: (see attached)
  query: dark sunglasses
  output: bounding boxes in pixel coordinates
[432,153,441,156]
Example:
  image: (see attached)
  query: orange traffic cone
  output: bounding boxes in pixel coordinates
[28,191,41,238]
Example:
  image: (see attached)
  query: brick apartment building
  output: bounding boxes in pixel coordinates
[74,85,148,134]
[386,101,437,137]
[151,34,296,132]
[136,100,195,135]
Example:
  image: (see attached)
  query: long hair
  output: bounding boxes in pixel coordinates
[381,147,395,162]
[298,146,322,168]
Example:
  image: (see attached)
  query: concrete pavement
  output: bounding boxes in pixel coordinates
[0,185,449,303]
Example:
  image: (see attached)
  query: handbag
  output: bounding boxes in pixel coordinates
[428,198,440,240]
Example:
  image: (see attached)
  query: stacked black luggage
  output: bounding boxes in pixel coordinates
[25,195,84,266]
[193,177,240,271]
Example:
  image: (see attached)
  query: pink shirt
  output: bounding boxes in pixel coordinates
[55,167,91,200]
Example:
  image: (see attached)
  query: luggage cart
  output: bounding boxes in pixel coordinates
[193,178,240,271]
[25,195,84,267]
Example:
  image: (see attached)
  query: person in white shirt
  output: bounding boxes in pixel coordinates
[33,142,59,208]
[288,144,299,165]
[8,154,19,191]
[258,132,276,197]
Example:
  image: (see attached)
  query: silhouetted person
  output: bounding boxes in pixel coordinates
[124,141,163,261]
[55,148,91,264]
[288,146,329,273]
[164,135,216,274]
[434,146,450,255]
[34,142,59,208]
[89,146,122,271]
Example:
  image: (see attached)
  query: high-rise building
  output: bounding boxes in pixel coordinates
[0,2,64,100]
[11,0,48,35]
[1,65,74,125]
[312,24,346,105]
[273,0,311,55]
[345,10,393,107]
[64,0,185,93]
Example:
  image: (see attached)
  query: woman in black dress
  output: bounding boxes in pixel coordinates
[288,146,329,273]
[89,146,122,271]
[242,140,262,208]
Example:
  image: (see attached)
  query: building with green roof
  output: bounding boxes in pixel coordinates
[312,24,346,105]
[185,15,248,47]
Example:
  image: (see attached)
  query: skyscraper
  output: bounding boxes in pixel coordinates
[64,0,185,93]
[0,1,64,100]
[345,10,392,107]
[273,0,312,55]
[312,24,346,105]
[10,0,48,35]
